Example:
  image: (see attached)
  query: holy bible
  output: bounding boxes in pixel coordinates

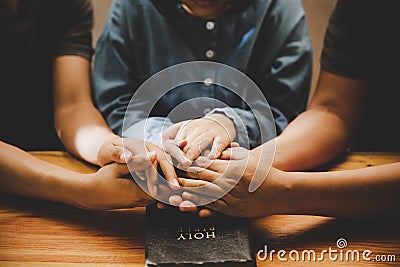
[145,203,256,267]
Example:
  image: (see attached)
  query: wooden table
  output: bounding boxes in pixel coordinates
[0,151,399,266]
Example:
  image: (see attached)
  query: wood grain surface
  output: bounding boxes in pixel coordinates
[0,151,399,266]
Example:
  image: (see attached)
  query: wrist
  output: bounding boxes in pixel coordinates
[69,173,95,210]
[278,170,296,214]
[260,168,295,215]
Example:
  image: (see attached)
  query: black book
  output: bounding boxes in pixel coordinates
[145,203,256,267]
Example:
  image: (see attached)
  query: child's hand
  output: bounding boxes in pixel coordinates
[182,114,236,160]
[161,114,236,163]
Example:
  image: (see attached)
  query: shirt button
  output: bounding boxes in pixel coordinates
[203,77,213,86]
[206,21,215,30]
[203,108,212,115]
[205,49,215,59]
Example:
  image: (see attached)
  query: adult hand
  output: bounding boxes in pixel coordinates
[78,162,154,210]
[97,136,131,166]
[99,137,181,197]
[160,143,247,216]
[178,150,290,218]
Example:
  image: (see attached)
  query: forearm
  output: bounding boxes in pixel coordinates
[53,56,118,165]
[55,102,119,165]
[265,108,350,171]
[0,142,88,208]
[286,163,400,218]
[259,70,366,172]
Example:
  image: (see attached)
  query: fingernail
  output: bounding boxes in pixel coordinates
[120,151,132,161]
[169,195,182,206]
[181,201,196,208]
[207,153,215,159]
[148,151,156,160]
[178,140,187,147]
[182,159,192,167]
[171,179,180,190]
[157,202,165,209]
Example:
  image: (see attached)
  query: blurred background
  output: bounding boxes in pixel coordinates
[91,0,338,100]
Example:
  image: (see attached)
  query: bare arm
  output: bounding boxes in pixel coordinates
[0,141,86,207]
[0,141,153,210]
[180,153,400,218]
[256,70,367,171]
[54,56,121,165]
[285,162,400,218]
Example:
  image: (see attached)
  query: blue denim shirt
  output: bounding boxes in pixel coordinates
[94,0,312,148]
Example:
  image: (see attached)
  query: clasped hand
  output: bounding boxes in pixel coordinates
[93,114,236,208]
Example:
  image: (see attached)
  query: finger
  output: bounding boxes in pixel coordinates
[134,170,146,181]
[219,148,248,160]
[185,137,213,161]
[229,142,240,148]
[157,202,169,210]
[157,184,182,204]
[208,137,229,159]
[162,139,187,148]
[199,208,218,218]
[117,150,132,164]
[98,142,130,166]
[128,151,156,171]
[178,179,224,198]
[147,143,180,190]
[159,122,185,143]
[113,139,133,163]
[195,156,229,174]
[184,167,221,182]
[177,178,211,187]
[162,141,192,168]
[156,202,179,210]
[182,191,214,206]
[202,149,211,158]
[146,161,159,196]
[174,120,192,141]
[169,195,183,206]
[178,200,198,212]
[204,200,228,214]
[157,152,180,190]
[219,149,233,160]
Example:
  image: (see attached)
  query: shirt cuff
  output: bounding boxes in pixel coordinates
[205,107,250,148]
[123,117,174,145]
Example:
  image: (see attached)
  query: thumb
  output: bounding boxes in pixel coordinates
[208,138,227,159]
[97,140,131,166]
[128,151,156,171]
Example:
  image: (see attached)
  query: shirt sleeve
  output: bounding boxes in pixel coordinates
[93,0,149,135]
[321,0,372,79]
[123,117,174,145]
[234,16,312,148]
[53,0,94,60]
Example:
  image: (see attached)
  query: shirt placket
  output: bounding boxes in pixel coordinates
[201,19,217,115]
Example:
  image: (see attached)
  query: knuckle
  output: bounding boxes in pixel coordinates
[111,146,122,158]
